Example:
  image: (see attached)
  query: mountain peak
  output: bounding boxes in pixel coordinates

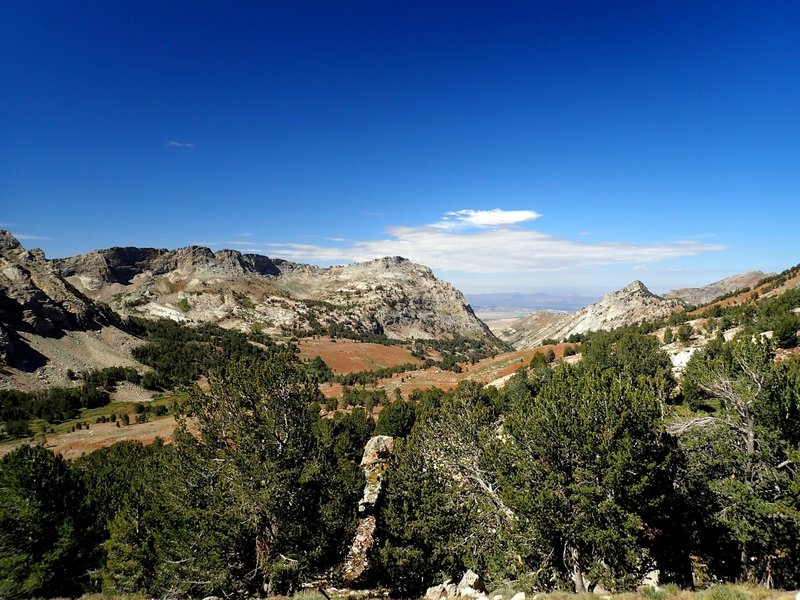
[500,279,683,349]
[0,230,22,252]
[617,280,652,296]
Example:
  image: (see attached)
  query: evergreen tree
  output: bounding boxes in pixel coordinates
[0,445,88,598]
[498,363,688,591]
[679,337,800,586]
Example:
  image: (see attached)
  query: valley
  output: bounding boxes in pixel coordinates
[2,230,800,597]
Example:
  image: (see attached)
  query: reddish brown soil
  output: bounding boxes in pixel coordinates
[298,339,422,374]
[776,347,800,362]
[319,343,574,398]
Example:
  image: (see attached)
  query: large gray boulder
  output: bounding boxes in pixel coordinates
[457,570,486,598]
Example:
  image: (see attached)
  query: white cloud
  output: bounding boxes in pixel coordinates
[221,240,257,247]
[167,140,194,149]
[266,209,725,274]
[434,208,541,229]
[12,233,53,241]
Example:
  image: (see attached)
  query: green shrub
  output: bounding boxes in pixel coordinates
[699,586,748,600]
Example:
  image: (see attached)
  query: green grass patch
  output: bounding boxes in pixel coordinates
[32,392,186,434]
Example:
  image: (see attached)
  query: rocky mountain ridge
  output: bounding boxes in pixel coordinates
[500,280,686,349]
[55,243,497,343]
[665,270,771,306]
[0,231,111,336]
[0,231,143,388]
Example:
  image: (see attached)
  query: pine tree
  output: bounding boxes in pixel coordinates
[0,445,88,597]
[498,363,688,591]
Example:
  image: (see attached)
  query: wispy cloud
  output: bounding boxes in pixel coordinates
[12,233,53,241]
[221,240,257,247]
[167,140,194,149]
[266,209,725,274]
[236,232,254,238]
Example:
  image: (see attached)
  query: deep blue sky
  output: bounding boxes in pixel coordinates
[2,1,799,293]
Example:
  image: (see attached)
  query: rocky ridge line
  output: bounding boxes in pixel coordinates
[500,280,686,350]
[55,245,497,343]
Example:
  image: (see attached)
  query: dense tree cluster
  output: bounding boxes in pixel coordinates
[130,317,294,388]
[0,385,110,438]
[373,332,800,595]
[2,327,800,597]
[0,355,373,598]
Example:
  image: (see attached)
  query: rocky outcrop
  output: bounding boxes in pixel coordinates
[666,271,770,307]
[425,570,489,600]
[342,435,395,583]
[56,245,497,343]
[0,231,110,334]
[56,245,282,286]
[500,281,686,350]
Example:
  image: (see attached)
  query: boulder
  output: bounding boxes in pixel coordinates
[641,569,659,588]
[0,324,12,362]
[510,593,526,600]
[361,435,396,467]
[426,580,453,600]
[457,570,486,596]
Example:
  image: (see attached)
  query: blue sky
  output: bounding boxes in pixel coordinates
[2,1,798,294]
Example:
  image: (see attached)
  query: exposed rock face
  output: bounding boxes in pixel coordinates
[56,246,496,343]
[0,231,110,334]
[425,571,488,600]
[500,281,686,350]
[0,232,147,387]
[342,435,395,583]
[666,271,770,306]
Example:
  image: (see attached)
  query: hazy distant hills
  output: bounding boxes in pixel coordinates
[467,292,600,313]
[499,281,686,349]
[498,271,776,350]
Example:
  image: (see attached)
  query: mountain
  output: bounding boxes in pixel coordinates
[500,280,686,349]
[55,245,497,343]
[665,271,771,307]
[0,231,143,389]
[0,231,111,335]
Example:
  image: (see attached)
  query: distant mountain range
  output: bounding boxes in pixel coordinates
[498,271,773,349]
[1,228,789,387]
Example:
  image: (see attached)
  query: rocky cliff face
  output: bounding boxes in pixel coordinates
[0,231,111,334]
[55,246,497,343]
[665,271,770,307]
[500,280,686,350]
[0,232,142,386]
